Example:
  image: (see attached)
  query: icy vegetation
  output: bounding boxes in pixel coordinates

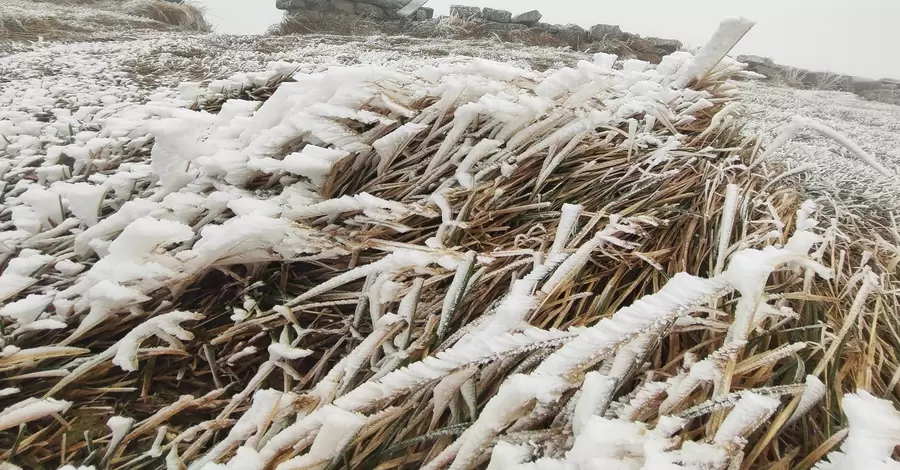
[2,15,900,470]
[0,0,208,41]
[742,81,900,210]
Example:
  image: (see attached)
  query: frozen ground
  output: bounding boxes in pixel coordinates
[3,33,898,212]
[741,81,900,211]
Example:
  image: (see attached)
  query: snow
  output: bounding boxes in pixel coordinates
[0,397,72,432]
[814,391,900,469]
[111,311,204,371]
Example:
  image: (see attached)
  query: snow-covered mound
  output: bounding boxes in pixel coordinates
[2,17,900,470]
[0,0,208,42]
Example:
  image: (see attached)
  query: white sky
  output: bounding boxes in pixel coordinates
[198,0,898,79]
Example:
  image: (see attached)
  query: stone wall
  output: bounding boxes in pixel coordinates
[274,1,684,59]
[272,1,899,108]
[275,0,433,20]
[738,55,900,106]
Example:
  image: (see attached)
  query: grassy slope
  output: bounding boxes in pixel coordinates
[0,0,208,42]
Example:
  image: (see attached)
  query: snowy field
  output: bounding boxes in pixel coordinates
[741,81,900,211]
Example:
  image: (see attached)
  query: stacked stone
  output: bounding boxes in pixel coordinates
[275,0,434,20]
[448,5,542,24]
[273,1,686,56]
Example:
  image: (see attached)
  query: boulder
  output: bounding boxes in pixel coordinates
[735,55,782,79]
[419,6,434,19]
[535,22,560,34]
[646,37,682,53]
[555,23,588,45]
[481,7,512,23]
[356,2,386,18]
[415,9,428,20]
[358,0,407,8]
[450,5,482,19]
[511,10,542,24]
[276,0,307,9]
[589,23,624,40]
[304,0,329,9]
[736,54,774,66]
[329,0,356,14]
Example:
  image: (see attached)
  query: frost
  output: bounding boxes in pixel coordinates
[374,123,428,174]
[814,391,900,469]
[0,397,72,432]
[112,311,203,371]
[0,294,54,326]
[713,392,780,446]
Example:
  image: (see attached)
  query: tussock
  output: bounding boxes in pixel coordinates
[125,1,210,32]
[1,16,900,470]
[0,0,209,42]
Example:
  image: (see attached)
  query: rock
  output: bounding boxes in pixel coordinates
[358,0,407,8]
[450,5,482,19]
[419,7,434,19]
[481,7,512,23]
[736,54,774,66]
[329,0,356,14]
[589,23,624,40]
[511,10,542,24]
[276,0,306,10]
[534,22,560,34]
[646,37,682,53]
[735,55,782,79]
[415,9,428,20]
[555,23,588,45]
[356,3,386,18]
[304,0,329,9]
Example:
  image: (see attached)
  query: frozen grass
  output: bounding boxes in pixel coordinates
[741,80,900,211]
[0,0,208,42]
[1,19,900,470]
